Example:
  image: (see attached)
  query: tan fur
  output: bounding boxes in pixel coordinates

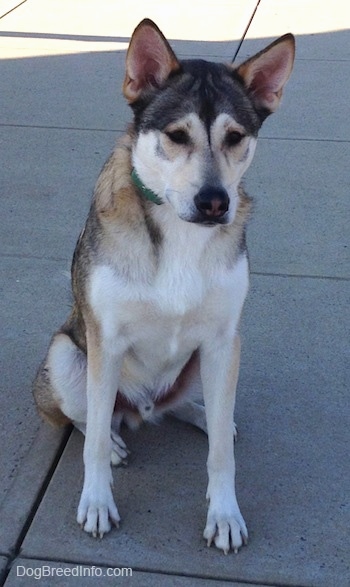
[33,354,71,427]
[32,131,251,428]
[32,19,295,551]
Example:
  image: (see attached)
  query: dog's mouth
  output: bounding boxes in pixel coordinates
[179,211,230,226]
[191,214,230,226]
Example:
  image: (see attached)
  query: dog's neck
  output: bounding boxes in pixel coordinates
[131,168,163,206]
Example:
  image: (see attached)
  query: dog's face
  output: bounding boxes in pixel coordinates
[130,65,260,226]
[124,20,295,226]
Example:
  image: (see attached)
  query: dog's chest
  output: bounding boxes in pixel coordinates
[90,250,211,341]
[153,245,205,315]
[88,219,247,378]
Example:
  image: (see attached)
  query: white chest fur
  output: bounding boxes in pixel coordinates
[88,209,249,392]
[152,211,213,315]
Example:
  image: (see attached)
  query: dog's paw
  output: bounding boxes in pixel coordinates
[203,501,248,554]
[77,484,120,538]
[110,430,129,466]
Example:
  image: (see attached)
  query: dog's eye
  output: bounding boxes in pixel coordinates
[225,131,244,147]
[166,129,190,145]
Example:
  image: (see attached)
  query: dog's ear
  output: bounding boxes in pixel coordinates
[123,19,180,103]
[235,34,295,116]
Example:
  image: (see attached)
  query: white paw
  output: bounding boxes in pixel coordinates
[77,483,120,538]
[203,501,248,554]
[110,430,129,466]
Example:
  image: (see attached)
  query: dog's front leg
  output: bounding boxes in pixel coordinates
[77,326,121,538]
[201,334,248,554]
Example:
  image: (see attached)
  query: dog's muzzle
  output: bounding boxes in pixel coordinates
[193,186,230,224]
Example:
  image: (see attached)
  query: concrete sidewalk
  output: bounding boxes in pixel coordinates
[0,1,349,585]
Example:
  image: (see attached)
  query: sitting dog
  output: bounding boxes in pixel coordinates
[33,19,295,553]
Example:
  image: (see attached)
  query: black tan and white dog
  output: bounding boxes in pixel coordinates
[33,19,295,554]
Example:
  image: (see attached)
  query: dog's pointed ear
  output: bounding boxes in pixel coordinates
[123,19,180,103]
[235,34,295,116]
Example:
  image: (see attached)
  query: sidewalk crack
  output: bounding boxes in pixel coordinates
[0,426,72,586]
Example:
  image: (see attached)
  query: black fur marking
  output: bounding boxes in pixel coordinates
[143,203,163,251]
[130,59,262,137]
[238,226,248,255]
[239,146,250,163]
[155,136,170,160]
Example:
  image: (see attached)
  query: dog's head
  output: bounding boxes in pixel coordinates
[123,19,295,225]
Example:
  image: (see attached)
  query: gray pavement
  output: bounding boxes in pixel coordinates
[1,1,349,586]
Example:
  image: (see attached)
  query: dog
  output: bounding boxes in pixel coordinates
[33,19,295,554]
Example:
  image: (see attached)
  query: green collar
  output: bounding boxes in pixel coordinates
[131,168,163,205]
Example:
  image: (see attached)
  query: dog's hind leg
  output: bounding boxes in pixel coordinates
[77,408,129,466]
[169,362,238,440]
[32,332,78,428]
[172,401,238,439]
[76,419,129,467]
[171,401,207,433]
[33,333,128,465]
[43,332,88,427]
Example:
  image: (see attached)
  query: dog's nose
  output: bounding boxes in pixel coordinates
[194,186,230,219]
